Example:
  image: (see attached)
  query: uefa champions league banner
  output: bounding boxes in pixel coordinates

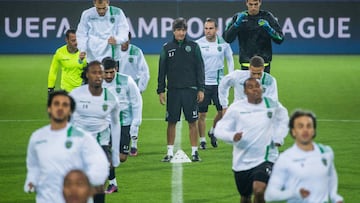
[0,1,359,54]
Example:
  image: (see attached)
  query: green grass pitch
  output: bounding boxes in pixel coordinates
[0,54,359,202]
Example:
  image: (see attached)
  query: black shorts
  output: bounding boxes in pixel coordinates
[120,125,130,154]
[233,161,273,197]
[198,85,222,113]
[166,88,199,123]
[101,145,112,162]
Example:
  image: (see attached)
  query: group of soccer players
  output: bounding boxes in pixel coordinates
[24,0,344,202]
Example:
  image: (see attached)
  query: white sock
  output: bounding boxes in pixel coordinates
[200,137,206,143]
[131,136,138,148]
[167,145,174,156]
[209,127,214,134]
[191,146,198,155]
[109,178,117,186]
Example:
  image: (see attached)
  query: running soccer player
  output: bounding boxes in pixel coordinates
[265,110,344,203]
[218,55,278,114]
[102,57,142,193]
[195,18,234,149]
[70,61,121,203]
[117,32,149,155]
[24,91,108,203]
[214,78,289,203]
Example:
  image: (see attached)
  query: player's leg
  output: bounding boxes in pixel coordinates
[234,169,253,203]
[197,86,210,149]
[162,89,180,162]
[209,85,223,147]
[252,161,273,203]
[100,145,112,200]
[182,88,201,161]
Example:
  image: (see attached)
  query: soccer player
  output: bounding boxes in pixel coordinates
[117,32,149,155]
[214,78,289,203]
[157,17,205,162]
[223,0,284,73]
[24,91,109,203]
[76,0,129,62]
[70,61,121,203]
[195,18,234,149]
[102,57,142,193]
[47,29,87,93]
[218,55,278,114]
[63,169,94,203]
[265,110,344,203]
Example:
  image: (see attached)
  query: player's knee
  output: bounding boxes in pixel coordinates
[120,154,128,162]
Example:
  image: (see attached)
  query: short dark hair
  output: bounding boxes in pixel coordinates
[63,169,91,186]
[289,110,317,138]
[173,17,187,31]
[243,77,260,89]
[250,55,264,68]
[65,29,76,39]
[102,57,117,70]
[47,90,76,113]
[205,18,218,28]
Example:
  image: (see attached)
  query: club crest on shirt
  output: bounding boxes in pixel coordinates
[322,158,327,166]
[65,140,72,149]
[110,17,115,23]
[116,87,121,93]
[102,103,108,111]
[128,57,134,63]
[217,46,222,52]
[262,87,266,93]
[185,45,192,52]
[267,111,273,118]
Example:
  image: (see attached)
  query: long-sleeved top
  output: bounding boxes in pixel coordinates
[195,35,234,85]
[24,123,109,203]
[214,97,289,171]
[69,85,121,167]
[47,45,87,92]
[103,73,142,136]
[118,44,150,93]
[76,6,129,62]
[218,70,278,108]
[223,10,284,64]
[265,143,344,203]
[157,37,205,94]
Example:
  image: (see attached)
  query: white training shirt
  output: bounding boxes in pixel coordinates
[76,6,129,62]
[103,73,143,136]
[214,97,289,171]
[24,124,109,203]
[196,36,234,85]
[117,44,150,93]
[218,70,278,108]
[69,85,121,166]
[265,143,344,203]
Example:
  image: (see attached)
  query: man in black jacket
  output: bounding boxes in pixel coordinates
[223,0,284,73]
[157,17,205,162]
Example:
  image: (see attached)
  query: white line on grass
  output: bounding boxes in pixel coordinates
[172,119,183,203]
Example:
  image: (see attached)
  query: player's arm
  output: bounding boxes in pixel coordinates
[24,135,40,193]
[81,132,109,187]
[113,8,130,45]
[258,12,284,44]
[267,76,279,101]
[218,72,236,110]
[195,43,205,93]
[47,52,61,93]
[157,46,167,104]
[127,77,143,137]
[137,50,150,93]
[76,11,90,54]
[328,148,344,203]
[224,43,234,73]
[214,107,238,144]
[222,11,247,43]
[272,102,289,146]
[110,99,121,167]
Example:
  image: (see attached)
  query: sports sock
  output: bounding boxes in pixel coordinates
[209,127,214,134]
[109,178,118,186]
[131,136,138,148]
[167,145,174,156]
[191,146,198,155]
[200,137,206,143]
[93,193,105,203]
[108,167,115,180]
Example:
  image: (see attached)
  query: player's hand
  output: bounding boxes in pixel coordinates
[108,36,116,45]
[26,182,35,193]
[197,91,204,103]
[299,188,310,198]
[222,108,228,116]
[159,92,166,105]
[258,19,270,27]
[79,52,86,61]
[234,11,248,27]
[48,87,54,95]
[233,132,243,142]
